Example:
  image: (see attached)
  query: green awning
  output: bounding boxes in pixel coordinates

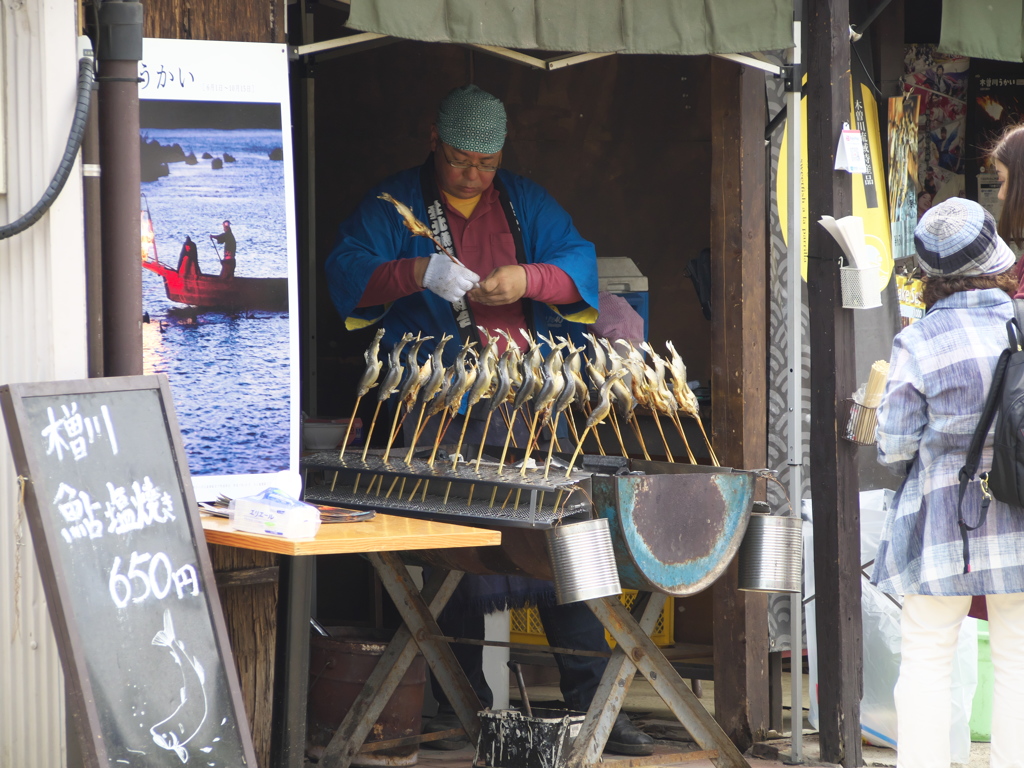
[347,0,793,56]
[940,0,1024,62]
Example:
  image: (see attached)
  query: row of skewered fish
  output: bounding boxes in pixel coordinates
[338,325,718,480]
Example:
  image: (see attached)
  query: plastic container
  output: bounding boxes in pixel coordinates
[229,487,321,538]
[970,621,993,742]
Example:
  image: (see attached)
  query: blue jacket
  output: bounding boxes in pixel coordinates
[325,161,599,365]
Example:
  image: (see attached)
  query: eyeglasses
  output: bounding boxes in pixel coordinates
[440,143,500,173]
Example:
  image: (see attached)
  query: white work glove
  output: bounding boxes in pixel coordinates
[421,252,480,303]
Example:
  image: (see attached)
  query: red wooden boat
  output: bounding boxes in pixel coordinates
[143,259,289,312]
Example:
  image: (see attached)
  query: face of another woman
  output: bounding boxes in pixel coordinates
[996,159,1010,201]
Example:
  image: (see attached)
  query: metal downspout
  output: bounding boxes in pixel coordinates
[786,2,805,763]
[97,0,143,376]
[83,40,104,378]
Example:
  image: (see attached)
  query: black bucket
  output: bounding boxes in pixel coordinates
[307,628,426,767]
[474,708,586,768]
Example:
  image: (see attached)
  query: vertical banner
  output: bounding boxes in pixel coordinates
[777,73,894,290]
[138,40,300,501]
[888,94,921,262]
[850,71,895,291]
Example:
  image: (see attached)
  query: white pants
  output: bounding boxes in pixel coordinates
[897,593,1024,768]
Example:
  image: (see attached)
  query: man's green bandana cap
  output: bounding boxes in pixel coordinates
[437,85,507,154]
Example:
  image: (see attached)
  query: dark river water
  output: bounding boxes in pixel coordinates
[141,128,293,477]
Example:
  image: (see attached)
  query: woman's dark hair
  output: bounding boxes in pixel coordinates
[921,267,1018,309]
[991,124,1024,245]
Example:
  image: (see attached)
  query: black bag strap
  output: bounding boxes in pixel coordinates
[955,297,1024,573]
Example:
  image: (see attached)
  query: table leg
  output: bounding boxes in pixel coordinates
[269,553,314,768]
[370,551,483,744]
[566,592,666,768]
[586,596,750,768]
[319,568,464,768]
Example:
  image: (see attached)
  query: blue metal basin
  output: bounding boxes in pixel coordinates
[591,462,756,595]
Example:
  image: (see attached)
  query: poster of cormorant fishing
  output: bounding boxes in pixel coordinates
[138,39,299,502]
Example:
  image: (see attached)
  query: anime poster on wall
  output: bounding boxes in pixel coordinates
[138,39,299,501]
[903,45,968,215]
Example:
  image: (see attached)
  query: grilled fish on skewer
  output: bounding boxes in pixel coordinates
[583,332,608,378]
[665,340,700,417]
[378,193,432,238]
[377,193,461,265]
[490,348,516,411]
[338,327,387,464]
[587,369,626,430]
[600,339,635,418]
[357,328,386,397]
[564,369,627,477]
[398,334,432,408]
[379,332,414,402]
[512,333,542,410]
[447,344,479,410]
[418,334,452,407]
[519,341,568,475]
[363,331,413,463]
[466,348,493,411]
[534,341,568,415]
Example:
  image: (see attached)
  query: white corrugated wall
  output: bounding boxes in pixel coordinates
[0,0,87,763]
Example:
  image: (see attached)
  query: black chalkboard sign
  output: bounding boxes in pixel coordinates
[0,375,256,768]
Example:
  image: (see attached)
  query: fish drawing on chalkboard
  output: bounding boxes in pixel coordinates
[150,609,209,763]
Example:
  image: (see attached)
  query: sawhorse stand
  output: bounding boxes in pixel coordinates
[319,554,749,768]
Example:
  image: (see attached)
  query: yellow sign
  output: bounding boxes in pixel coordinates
[777,80,894,289]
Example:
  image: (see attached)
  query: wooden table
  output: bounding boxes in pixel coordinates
[201,513,501,768]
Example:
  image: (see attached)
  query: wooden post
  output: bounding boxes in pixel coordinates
[806,0,864,765]
[710,56,769,751]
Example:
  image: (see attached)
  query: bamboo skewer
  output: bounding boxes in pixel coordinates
[403,407,428,463]
[381,405,404,463]
[496,413,518,475]
[651,411,675,463]
[451,406,473,471]
[694,416,719,467]
[543,414,562,479]
[628,414,652,461]
[339,395,362,461]
[607,410,629,458]
[330,394,364,491]
[581,402,606,455]
[361,400,384,462]
[475,410,496,471]
[519,409,544,476]
[670,413,698,464]
[565,425,592,477]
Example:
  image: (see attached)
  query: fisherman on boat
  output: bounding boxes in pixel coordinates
[177,235,201,278]
[210,220,236,278]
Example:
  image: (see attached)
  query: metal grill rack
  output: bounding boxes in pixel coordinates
[301,449,592,528]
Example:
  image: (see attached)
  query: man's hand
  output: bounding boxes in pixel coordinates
[421,252,480,303]
[467,265,527,306]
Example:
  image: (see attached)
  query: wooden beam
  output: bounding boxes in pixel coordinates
[805,0,864,765]
[143,0,284,44]
[709,55,769,752]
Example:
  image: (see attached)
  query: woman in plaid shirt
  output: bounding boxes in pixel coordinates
[873,199,1024,768]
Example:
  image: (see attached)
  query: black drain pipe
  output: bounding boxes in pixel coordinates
[97,0,143,377]
[83,39,104,379]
